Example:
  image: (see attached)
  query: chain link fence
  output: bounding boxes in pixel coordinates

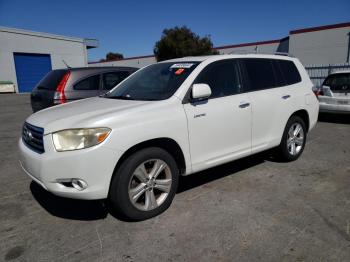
[305,63,350,87]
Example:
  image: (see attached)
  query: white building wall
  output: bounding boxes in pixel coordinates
[216,42,280,55]
[289,26,350,65]
[89,56,156,68]
[89,22,350,68]
[89,42,281,68]
[0,28,89,92]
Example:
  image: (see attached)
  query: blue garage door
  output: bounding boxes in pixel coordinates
[14,53,52,93]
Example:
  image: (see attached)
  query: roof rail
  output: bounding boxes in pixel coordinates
[274,52,294,57]
[227,50,295,57]
[228,50,257,55]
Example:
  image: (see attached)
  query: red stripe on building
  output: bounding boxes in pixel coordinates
[290,22,350,35]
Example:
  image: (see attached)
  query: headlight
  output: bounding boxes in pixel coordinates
[52,128,111,152]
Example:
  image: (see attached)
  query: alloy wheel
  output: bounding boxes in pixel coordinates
[287,123,304,156]
[128,159,172,211]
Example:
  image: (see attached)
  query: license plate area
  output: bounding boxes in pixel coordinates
[338,100,349,105]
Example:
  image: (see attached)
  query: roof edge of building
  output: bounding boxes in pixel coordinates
[0,26,98,45]
[290,21,350,35]
[213,38,283,50]
[89,54,155,64]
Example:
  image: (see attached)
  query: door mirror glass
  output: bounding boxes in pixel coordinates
[192,83,212,100]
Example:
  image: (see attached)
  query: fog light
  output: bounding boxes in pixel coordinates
[71,179,88,191]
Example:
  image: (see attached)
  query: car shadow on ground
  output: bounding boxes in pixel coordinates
[30,151,273,221]
[177,152,267,193]
[318,113,350,124]
[30,182,108,221]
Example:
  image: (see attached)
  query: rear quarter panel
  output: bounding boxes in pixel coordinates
[294,59,319,131]
[264,58,318,148]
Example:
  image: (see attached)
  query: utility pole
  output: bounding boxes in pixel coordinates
[347,31,350,63]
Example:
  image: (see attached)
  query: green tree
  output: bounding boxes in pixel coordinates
[100,52,124,62]
[154,26,218,62]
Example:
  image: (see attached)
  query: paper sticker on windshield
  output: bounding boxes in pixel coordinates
[175,68,185,75]
[170,63,194,69]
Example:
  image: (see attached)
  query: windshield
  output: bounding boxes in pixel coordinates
[105,62,199,101]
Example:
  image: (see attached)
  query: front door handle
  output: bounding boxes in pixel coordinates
[282,95,291,100]
[239,102,250,108]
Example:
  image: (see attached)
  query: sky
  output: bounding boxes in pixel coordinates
[0,0,349,62]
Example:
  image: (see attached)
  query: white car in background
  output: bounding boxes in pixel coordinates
[19,54,319,221]
[315,71,350,114]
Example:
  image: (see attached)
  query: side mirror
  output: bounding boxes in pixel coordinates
[191,83,212,100]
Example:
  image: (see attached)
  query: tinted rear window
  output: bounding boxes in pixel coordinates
[103,71,130,90]
[36,70,67,90]
[74,75,100,90]
[323,73,350,91]
[242,58,301,92]
[277,60,302,85]
[271,60,286,87]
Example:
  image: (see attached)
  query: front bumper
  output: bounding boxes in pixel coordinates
[19,135,123,200]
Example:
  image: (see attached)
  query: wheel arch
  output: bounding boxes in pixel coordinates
[278,109,310,146]
[113,138,187,178]
[290,109,310,132]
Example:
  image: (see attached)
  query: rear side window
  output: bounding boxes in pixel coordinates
[241,58,302,92]
[242,59,276,91]
[271,60,286,87]
[103,71,130,90]
[74,75,100,90]
[194,60,240,99]
[36,70,67,90]
[277,60,302,85]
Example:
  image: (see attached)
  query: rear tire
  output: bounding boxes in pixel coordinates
[277,116,307,162]
[109,147,179,221]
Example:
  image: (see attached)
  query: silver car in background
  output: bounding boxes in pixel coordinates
[315,71,350,114]
[30,66,138,112]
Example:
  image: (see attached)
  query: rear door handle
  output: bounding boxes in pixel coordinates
[282,95,291,100]
[239,102,250,108]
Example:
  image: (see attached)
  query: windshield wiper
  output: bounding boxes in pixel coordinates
[106,95,135,100]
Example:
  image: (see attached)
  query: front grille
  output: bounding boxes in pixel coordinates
[22,122,45,153]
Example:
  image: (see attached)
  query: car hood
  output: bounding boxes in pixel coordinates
[26,97,152,134]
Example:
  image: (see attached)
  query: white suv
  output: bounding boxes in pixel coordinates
[19,54,319,220]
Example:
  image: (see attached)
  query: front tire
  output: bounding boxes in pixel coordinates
[277,116,307,162]
[109,147,179,221]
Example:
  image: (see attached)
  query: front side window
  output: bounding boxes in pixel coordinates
[106,62,199,101]
[194,60,240,98]
[74,75,100,90]
[103,71,130,90]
